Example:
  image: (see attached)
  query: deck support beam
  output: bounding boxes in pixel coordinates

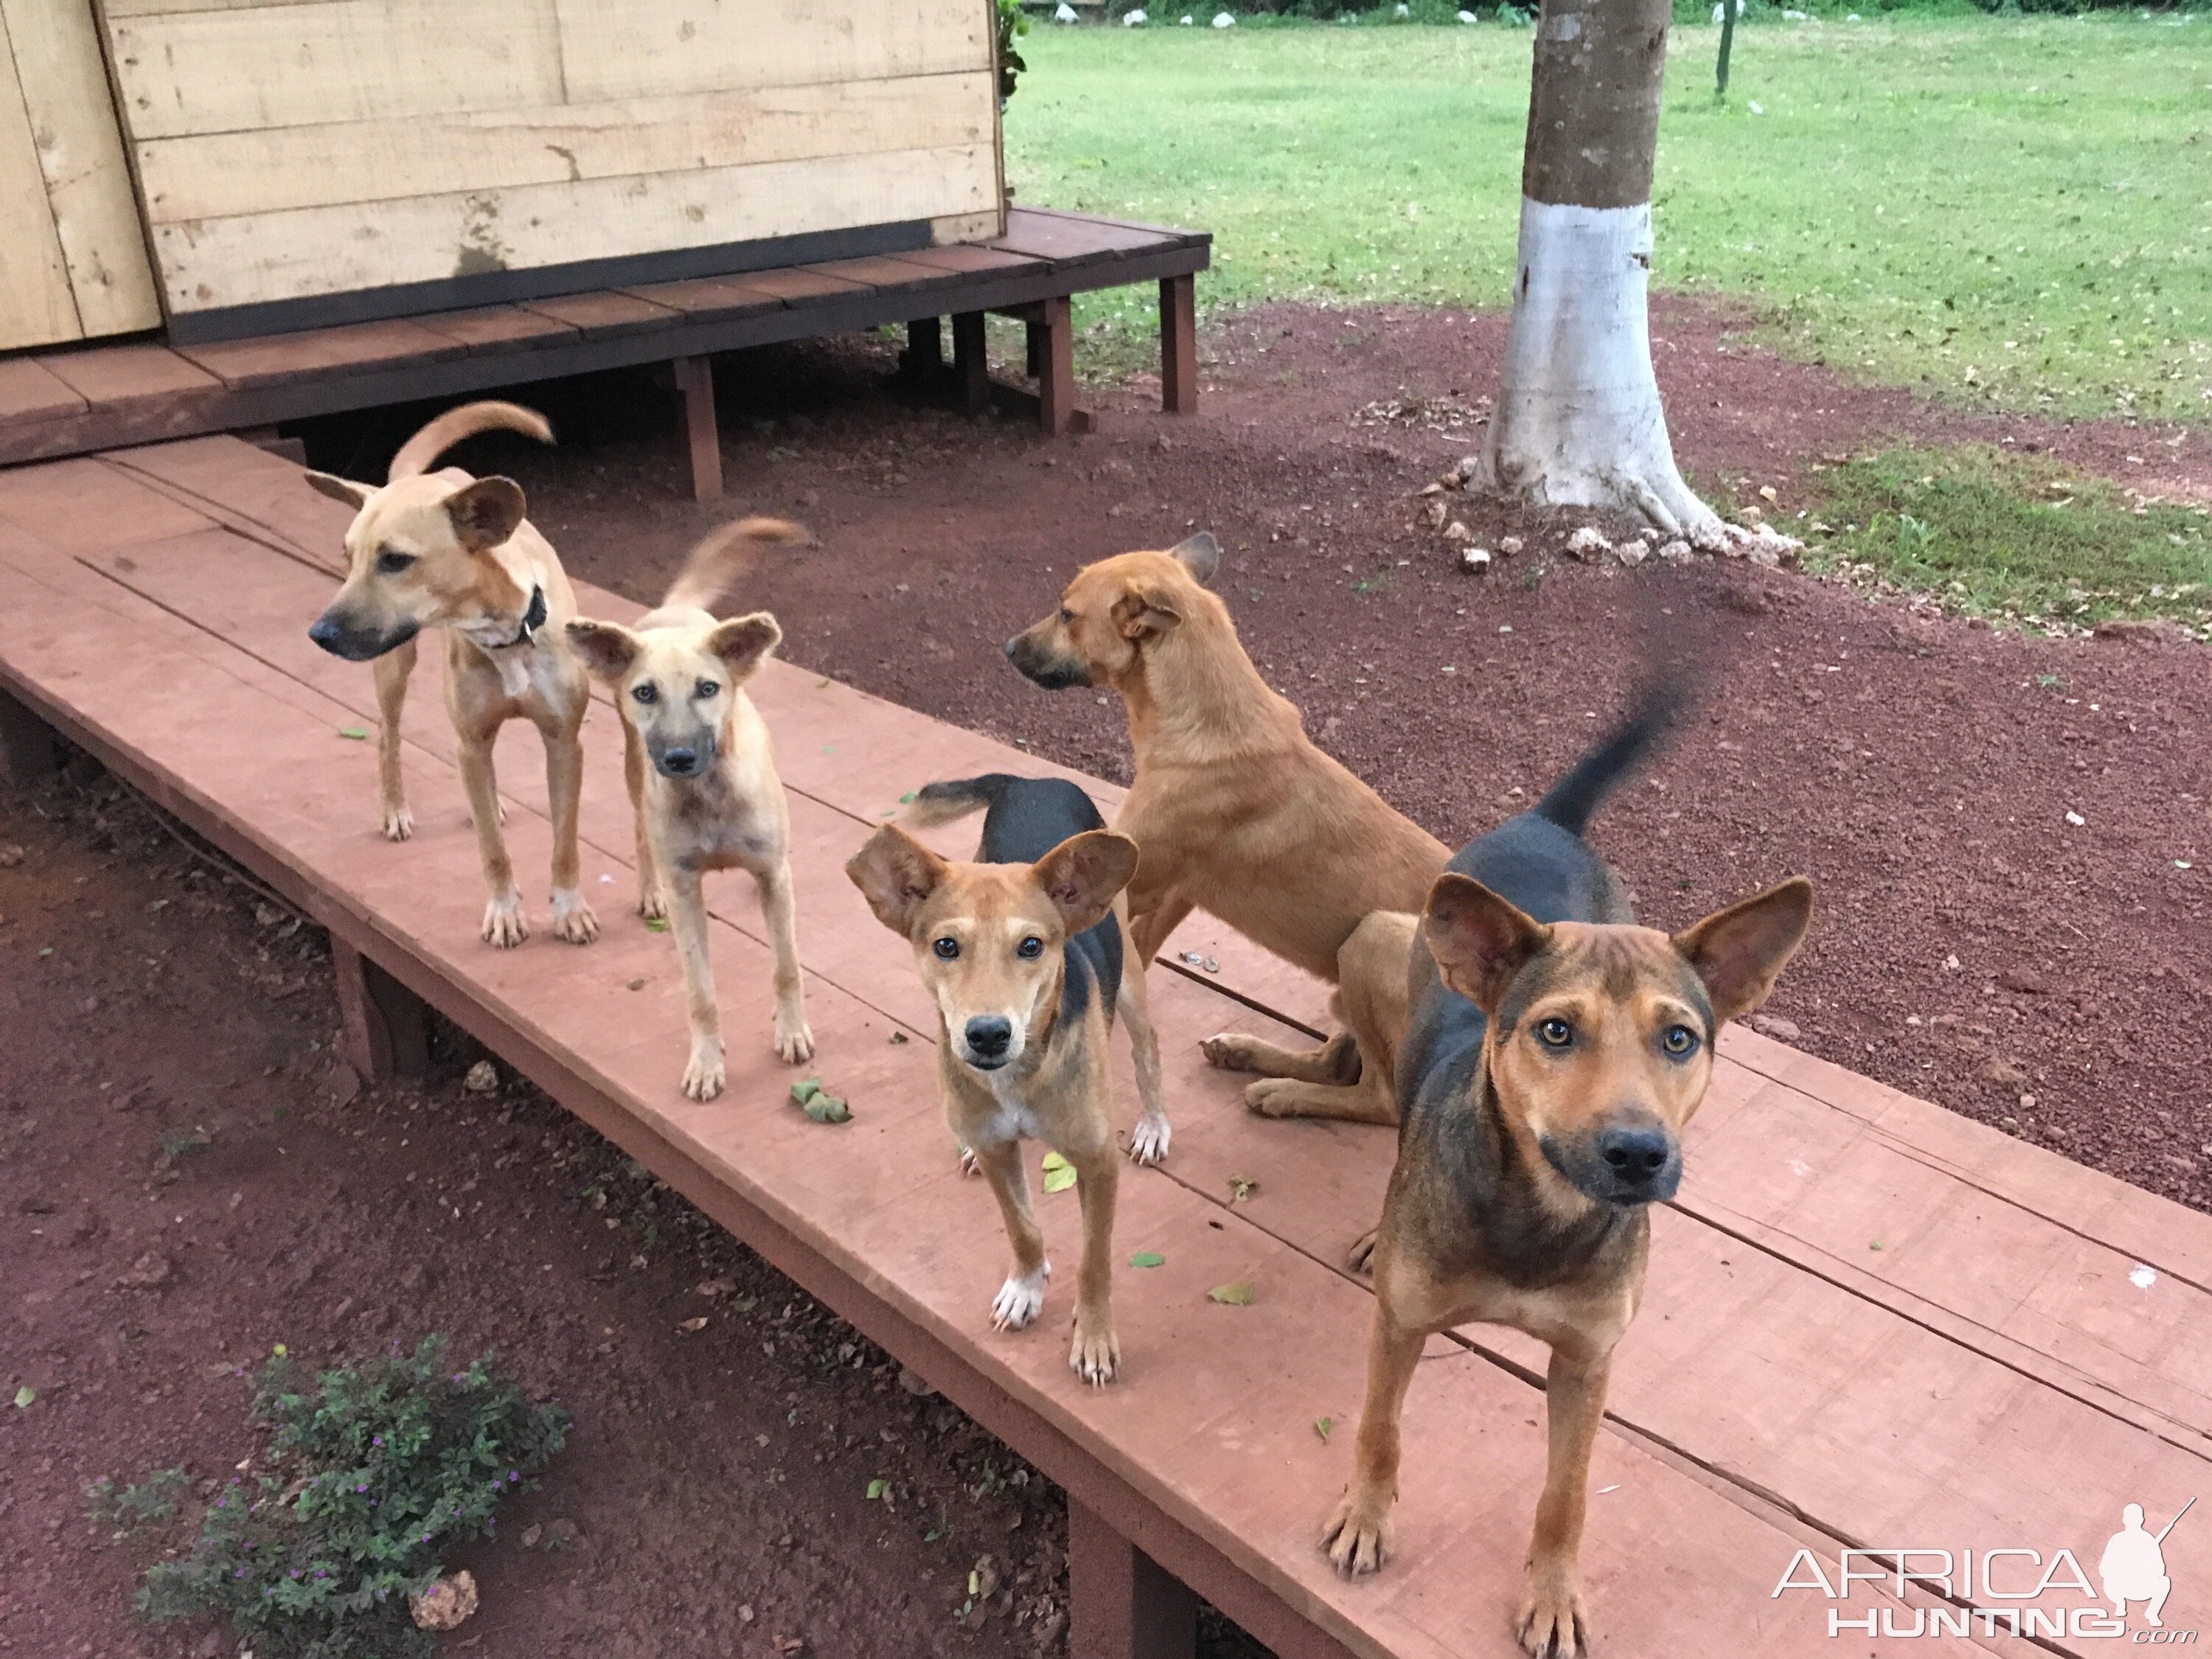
[900,316,945,380]
[0,686,58,790]
[1159,275,1198,415]
[952,311,990,417]
[672,355,723,504]
[333,939,429,1084]
[1068,1498,1197,1659]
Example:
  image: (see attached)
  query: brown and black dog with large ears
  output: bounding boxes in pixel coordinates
[848,776,1141,1386]
[1005,535,1447,1145]
[305,401,600,949]
[1319,682,1812,1659]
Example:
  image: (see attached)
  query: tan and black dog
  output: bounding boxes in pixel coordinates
[1005,535,1447,1138]
[846,776,1141,1385]
[1313,685,1812,1659]
[566,520,814,1099]
[305,401,601,949]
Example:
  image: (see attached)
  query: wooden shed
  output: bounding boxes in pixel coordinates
[6,0,1006,348]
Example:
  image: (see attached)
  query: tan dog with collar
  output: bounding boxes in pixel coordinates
[307,401,602,948]
[568,521,815,1098]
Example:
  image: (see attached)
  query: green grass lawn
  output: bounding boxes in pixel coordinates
[1003,13,2212,421]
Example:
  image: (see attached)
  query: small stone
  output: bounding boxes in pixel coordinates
[1981,1058,2030,1088]
[1615,540,1649,568]
[0,844,24,869]
[1996,967,2048,996]
[2019,1093,2037,1111]
[1566,526,1611,560]
[463,1060,500,1093]
[1423,499,1449,529]
[1657,539,1694,564]
[1747,1013,1801,1043]
[521,1523,543,1549]
[1443,521,1473,544]
[1499,536,1524,555]
[740,1605,756,1624]
[1461,547,1492,574]
[409,1570,479,1632]
[2000,1116,2020,1134]
[116,1252,172,1289]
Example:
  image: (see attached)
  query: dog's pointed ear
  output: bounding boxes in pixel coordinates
[446,477,526,552]
[1424,874,1551,1013]
[1673,877,1813,1026]
[1110,584,1182,642]
[1030,830,1138,936]
[706,611,782,676]
[305,471,373,509]
[846,825,950,936]
[564,619,640,682]
[1169,532,1221,586]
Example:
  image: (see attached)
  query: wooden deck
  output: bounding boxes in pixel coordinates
[4,436,2211,1658]
[0,209,1210,494]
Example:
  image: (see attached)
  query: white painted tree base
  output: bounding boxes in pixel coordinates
[1479,198,1775,549]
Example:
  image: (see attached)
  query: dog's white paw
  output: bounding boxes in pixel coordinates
[956,1144,981,1178]
[991,1262,1049,1332]
[381,804,414,842]
[1200,1032,1256,1072]
[682,1037,726,1102]
[638,883,668,922]
[773,1010,815,1065]
[552,888,599,945]
[1126,1113,1172,1166]
[1068,1315,1121,1387]
[481,891,528,948]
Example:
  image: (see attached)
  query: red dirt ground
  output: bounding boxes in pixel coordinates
[4,298,2206,1659]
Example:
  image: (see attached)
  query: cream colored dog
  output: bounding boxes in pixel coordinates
[306,401,602,948]
[567,521,815,1099]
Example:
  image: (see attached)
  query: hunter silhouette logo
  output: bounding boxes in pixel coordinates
[2104,1500,2192,1630]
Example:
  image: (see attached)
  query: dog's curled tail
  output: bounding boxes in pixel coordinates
[1534,662,1696,837]
[387,400,554,482]
[899,774,1018,831]
[661,517,811,613]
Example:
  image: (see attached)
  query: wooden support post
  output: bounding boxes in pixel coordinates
[952,312,990,417]
[0,686,58,790]
[901,316,945,380]
[1034,293,1076,437]
[333,939,429,1084]
[672,355,723,504]
[1068,1498,1197,1659]
[1159,275,1198,416]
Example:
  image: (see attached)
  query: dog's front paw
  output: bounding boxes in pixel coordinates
[1245,1078,1304,1118]
[1517,1564,1590,1659]
[381,804,414,841]
[552,889,599,945]
[991,1263,1049,1332]
[1346,1228,1380,1276]
[637,883,668,922]
[1322,1486,1394,1577]
[481,892,529,948]
[1200,1032,1258,1072]
[956,1144,981,1177]
[1068,1313,1120,1387]
[682,1038,726,1102]
[1126,1113,1172,1166]
[773,1009,815,1065]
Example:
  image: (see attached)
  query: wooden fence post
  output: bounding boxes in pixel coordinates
[333,938,429,1082]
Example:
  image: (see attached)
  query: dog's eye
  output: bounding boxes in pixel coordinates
[1661,1024,1701,1058]
[932,937,960,961]
[631,683,660,705]
[1058,607,1075,625]
[375,549,416,576]
[1017,936,1045,960]
[1534,1018,1574,1050]
[695,679,720,700]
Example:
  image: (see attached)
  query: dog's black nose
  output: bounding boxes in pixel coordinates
[1597,1125,1674,1186]
[660,748,698,776]
[307,615,344,652]
[964,1016,1012,1060]
[1003,637,1019,660]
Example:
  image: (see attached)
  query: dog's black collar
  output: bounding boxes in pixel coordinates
[487,585,547,649]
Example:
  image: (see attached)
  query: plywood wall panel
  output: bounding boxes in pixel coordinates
[136,71,995,224]
[2,0,161,337]
[149,143,999,313]
[553,0,988,103]
[0,4,86,349]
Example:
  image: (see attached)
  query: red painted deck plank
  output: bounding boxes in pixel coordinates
[175,319,471,391]
[517,291,684,341]
[0,496,1950,1658]
[0,356,88,430]
[411,305,582,356]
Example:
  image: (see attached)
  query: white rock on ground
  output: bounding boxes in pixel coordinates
[1444,521,1475,544]
[1212,10,1234,24]
[1124,7,1146,22]
[463,1059,499,1093]
[1567,526,1612,560]
[1055,1,1079,20]
[1616,540,1649,568]
[411,1571,479,1632]
[1499,535,1524,555]
[1462,547,1493,574]
[1458,8,1479,19]
[1658,539,1694,563]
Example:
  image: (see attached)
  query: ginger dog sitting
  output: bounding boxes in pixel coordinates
[847,777,1139,1385]
[1006,534,1447,1139]
[1318,683,1812,1659]
[567,521,815,1099]
[306,400,599,948]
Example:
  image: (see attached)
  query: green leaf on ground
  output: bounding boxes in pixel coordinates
[1315,1416,1334,1442]
[1040,1152,1077,1194]
[337,726,369,740]
[1129,1251,1165,1269]
[1228,1175,1257,1203]
[1208,1281,1255,1307]
[866,1478,889,1500]
[790,1079,822,1105]
[899,791,917,804]
[13,1386,34,1409]
[643,917,669,933]
[802,1093,851,1125]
